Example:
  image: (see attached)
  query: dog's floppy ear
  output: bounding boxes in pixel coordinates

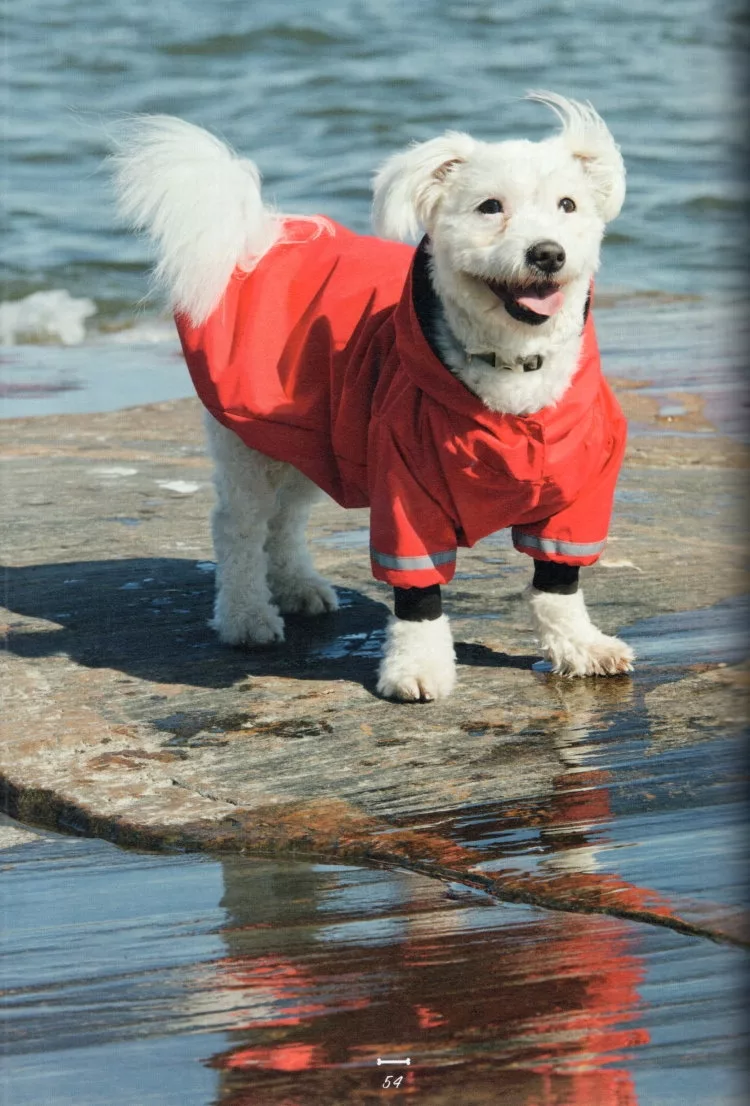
[528,91,626,222]
[372,132,476,241]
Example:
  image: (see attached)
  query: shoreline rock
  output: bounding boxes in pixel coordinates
[1,390,747,945]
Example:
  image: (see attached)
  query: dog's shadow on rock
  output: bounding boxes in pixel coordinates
[454,641,539,670]
[1,558,387,690]
[2,558,537,691]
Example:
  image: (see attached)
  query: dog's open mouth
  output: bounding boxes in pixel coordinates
[485,278,565,325]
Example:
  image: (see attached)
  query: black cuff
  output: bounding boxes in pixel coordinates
[532,560,580,594]
[394,584,443,621]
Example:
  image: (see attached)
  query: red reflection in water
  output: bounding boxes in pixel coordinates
[224,1042,320,1072]
[212,954,327,1028]
[206,765,650,1103]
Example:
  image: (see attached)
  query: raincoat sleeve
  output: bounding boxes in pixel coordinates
[368,428,458,588]
[512,396,628,567]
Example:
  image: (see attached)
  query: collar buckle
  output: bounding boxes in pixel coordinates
[468,352,544,373]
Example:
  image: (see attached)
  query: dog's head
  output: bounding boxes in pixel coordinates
[372,93,625,332]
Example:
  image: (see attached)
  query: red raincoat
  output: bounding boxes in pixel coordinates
[176,219,627,588]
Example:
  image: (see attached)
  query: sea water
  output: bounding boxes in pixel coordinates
[1,0,746,403]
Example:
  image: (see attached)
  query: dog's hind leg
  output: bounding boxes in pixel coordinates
[205,413,285,645]
[265,465,339,616]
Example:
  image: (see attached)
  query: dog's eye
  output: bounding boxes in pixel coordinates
[558,197,577,213]
[476,199,503,215]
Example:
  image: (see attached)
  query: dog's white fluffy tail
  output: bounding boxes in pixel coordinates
[110,116,280,325]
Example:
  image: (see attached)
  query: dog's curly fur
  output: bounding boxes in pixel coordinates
[111,93,634,701]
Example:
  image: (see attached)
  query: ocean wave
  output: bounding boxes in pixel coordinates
[104,318,178,345]
[0,290,179,348]
[159,24,351,58]
[0,290,96,346]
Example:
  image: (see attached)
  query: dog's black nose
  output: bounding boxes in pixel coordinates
[526,240,566,274]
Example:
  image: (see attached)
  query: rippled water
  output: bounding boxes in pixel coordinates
[1,822,746,1106]
[2,0,747,349]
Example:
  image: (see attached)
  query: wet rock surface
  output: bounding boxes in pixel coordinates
[1,394,748,953]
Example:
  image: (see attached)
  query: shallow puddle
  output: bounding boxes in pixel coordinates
[1,816,747,1106]
[445,598,749,945]
[622,595,748,669]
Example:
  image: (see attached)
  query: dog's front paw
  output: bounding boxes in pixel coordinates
[528,587,634,678]
[271,574,339,616]
[376,615,456,702]
[548,632,635,677]
[211,599,285,646]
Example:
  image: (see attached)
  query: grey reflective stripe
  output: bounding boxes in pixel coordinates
[370,547,456,571]
[511,529,606,558]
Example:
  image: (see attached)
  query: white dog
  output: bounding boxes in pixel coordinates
[112,92,634,702]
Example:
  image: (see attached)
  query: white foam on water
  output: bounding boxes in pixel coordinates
[156,480,201,494]
[0,289,180,349]
[0,290,97,346]
[105,317,178,345]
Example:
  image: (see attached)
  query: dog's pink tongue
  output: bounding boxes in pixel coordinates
[516,289,565,316]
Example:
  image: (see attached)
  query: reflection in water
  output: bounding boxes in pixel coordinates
[2,791,745,1105]
[203,862,648,1105]
[198,710,652,1106]
[193,660,746,1104]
